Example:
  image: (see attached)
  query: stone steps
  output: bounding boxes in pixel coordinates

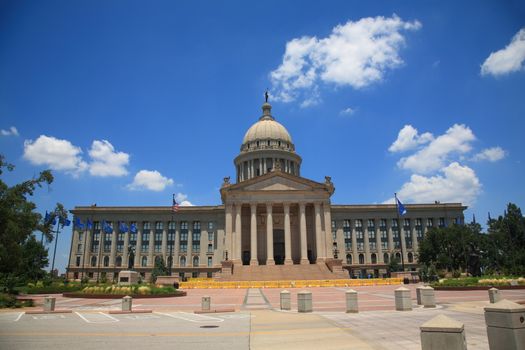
[218,262,348,281]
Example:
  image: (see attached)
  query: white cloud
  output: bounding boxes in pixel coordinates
[175,192,194,206]
[397,124,475,174]
[88,140,129,177]
[481,28,525,77]
[472,147,506,162]
[127,170,174,192]
[1,126,19,136]
[23,135,88,175]
[396,162,481,206]
[388,125,433,152]
[340,107,356,116]
[270,15,421,106]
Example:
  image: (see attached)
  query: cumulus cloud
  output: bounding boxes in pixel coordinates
[397,124,475,174]
[175,192,194,206]
[388,125,433,152]
[127,170,174,192]
[396,162,481,206]
[340,107,356,116]
[472,147,507,162]
[1,126,19,136]
[88,140,130,177]
[23,135,88,175]
[481,28,525,77]
[270,15,421,106]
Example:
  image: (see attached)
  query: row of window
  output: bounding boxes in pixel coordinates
[340,217,459,229]
[78,255,214,268]
[344,252,415,265]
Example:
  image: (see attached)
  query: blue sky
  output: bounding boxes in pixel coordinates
[1,0,524,273]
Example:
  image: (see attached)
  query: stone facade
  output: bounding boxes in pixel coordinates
[66,102,466,281]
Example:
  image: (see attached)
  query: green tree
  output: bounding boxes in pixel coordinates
[150,257,169,283]
[0,155,55,290]
[387,255,401,276]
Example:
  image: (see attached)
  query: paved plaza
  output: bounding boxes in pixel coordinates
[1,284,524,349]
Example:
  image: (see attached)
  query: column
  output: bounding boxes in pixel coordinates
[375,219,383,263]
[69,229,79,267]
[263,158,267,174]
[400,220,408,270]
[110,221,117,267]
[363,222,371,264]
[411,221,418,256]
[174,222,180,267]
[323,203,332,260]
[284,203,292,265]
[235,203,242,263]
[250,203,258,265]
[351,222,358,264]
[123,229,129,269]
[225,204,233,261]
[299,202,308,264]
[187,222,193,260]
[84,228,92,270]
[161,222,167,262]
[135,225,142,268]
[266,203,274,265]
[314,202,323,262]
[387,219,394,252]
[148,224,155,267]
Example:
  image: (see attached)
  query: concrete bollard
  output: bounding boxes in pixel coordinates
[297,290,312,313]
[280,290,291,310]
[416,286,424,305]
[43,296,56,312]
[122,296,132,312]
[345,289,358,313]
[201,296,211,311]
[395,287,412,311]
[488,287,502,304]
[484,299,525,350]
[421,286,436,308]
[420,314,467,350]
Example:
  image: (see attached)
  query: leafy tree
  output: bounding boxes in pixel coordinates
[387,255,401,276]
[150,257,169,283]
[0,155,55,291]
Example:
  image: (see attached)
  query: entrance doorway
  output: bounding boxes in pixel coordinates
[242,251,250,265]
[273,229,285,264]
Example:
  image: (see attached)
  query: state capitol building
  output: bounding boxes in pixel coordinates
[67,101,465,282]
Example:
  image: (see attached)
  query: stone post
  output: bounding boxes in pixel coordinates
[420,314,467,350]
[416,286,424,305]
[122,296,132,312]
[484,299,525,350]
[280,290,291,310]
[43,296,56,312]
[395,287,412,311]
[422,286,436,308]
[488,287,501,304]
[202,296,211,311]
[345,289,358,313]
[297,290,312,313]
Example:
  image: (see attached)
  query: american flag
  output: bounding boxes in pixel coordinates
[172,194,180,213]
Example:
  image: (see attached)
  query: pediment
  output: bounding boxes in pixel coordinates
[243,176,312,191]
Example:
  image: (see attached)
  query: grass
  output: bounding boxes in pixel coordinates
[431,276,525,288]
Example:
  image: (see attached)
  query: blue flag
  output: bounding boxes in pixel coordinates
[45,211,57,225]
[74,217,85,229]
[130,223,137,233]
[59,216,71,227]
[102,220,113,234]
[119,222,128,233]
[86,219,93,229]
[396,197,407,216]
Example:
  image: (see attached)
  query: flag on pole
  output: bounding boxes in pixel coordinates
[172,194,180,213]
[130,223,137,233]
[86,219,93,229]
[74,217,85,229]
[102,220,113,234]
[119,221,129,233]
[59,215,71,227]
[395,195,407,216]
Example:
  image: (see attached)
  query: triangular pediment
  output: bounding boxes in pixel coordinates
[244,176,311,191]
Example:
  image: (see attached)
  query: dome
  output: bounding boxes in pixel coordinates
[242,103,293,144]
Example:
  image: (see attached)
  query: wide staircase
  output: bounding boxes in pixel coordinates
[218,263,348,281]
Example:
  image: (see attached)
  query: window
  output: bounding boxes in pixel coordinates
[155,221,163,230]
[143,222,151,230]
[141,242,149,252]
[77,243,82,253]
[208,232,214,241]
[346,254,352,264]
[76,256,81,267]
[369,241,376,250]
[371,253,377,264]
[180,256,186,267]
[117,243,124,252]
[383,253,389,264]
[91,256,97,267]
[403,218,410,227]
[439,217,446,227]
[192,242,200,252]
[357,242,364,250]
[180,243,187,252]
[331,220,337,241]
[368,230,376,241]
[193,221,201,230]
[408,252,414,263]
[345,240,352,251]
[367,219,375,228]
[415,218,422,227]
[116,256,122,267]
[356,231,363,240]
[103,256,109,267]
[355,219,363,228]
[78,232,83,242]
[358,254,364,264]
[426,218,433,227]
[208,222,214,230]
[381,241,388,250]
[154,243,162,253]
[141,256,148,267]
[379,219,387,228]
[207,256,213,267]
[208,243,213,253]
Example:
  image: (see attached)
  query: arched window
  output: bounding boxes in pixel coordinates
[371,253,377,264]
[180,256,186,267]
[383,253,389,264]
[395,252,401,260]
[167,256,173,267]
[359,254,364,264]
[155,256,162,265]
[91,256,97,267]
[115,256,122,267]
[208,257,212,267]
[193,256,199,267]
[408,252,414,263]
[141,256,147,267]
[346,254,352,264]
[103,256,109,267]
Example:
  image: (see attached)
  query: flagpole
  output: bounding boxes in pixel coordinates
[51,217,61,276]
[395,193,406,272]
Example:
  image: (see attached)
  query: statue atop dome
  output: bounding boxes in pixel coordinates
[265,89,269,103]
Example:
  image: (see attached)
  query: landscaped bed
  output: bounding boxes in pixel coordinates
[62,285,186,298]
[431,277,525,290]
